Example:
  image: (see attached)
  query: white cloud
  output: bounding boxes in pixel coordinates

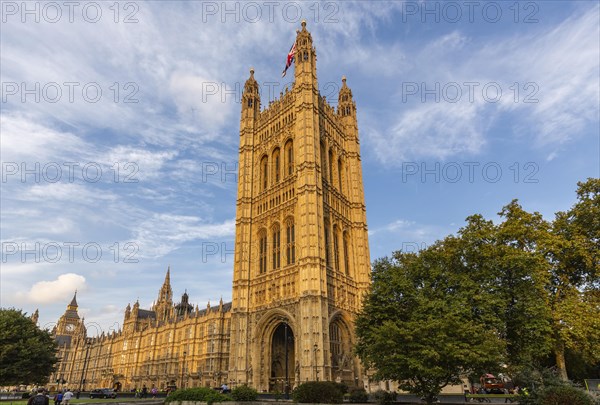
[494,7,600,145]
[0,113,89,162]
[132,214,236,258]
[101,146,178,180]
[169,73,234,132]
[366,6,599,163]
[371,101,488,163]
[20,183,116,203]
[25,273,87,304]
[368,218,453,256]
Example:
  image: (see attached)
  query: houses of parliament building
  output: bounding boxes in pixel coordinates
[47,21,373,393]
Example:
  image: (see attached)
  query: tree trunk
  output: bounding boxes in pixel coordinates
[555,344,569,381]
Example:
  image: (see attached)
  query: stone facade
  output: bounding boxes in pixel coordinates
[48,22,371,393]
[50,275,231,392]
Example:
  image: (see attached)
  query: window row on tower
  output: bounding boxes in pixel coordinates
[320,141,345,195]
[257,217,295,274]
[256,186,295,215]
[258,111,295,142]
[259,139,294,191]
[324,221,352,276]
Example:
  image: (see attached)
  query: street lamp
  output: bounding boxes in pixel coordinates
[181,351,187,390]
[313,344,318,381]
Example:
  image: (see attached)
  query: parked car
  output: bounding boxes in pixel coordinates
[89,389,117,399]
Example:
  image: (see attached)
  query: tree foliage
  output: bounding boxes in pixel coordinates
[0,308,58,386]
[355,240,505,404]
[356,179,600,399]
[548,178,600,379]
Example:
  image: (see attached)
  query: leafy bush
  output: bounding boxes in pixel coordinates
[230,385,258,401]
[348,388,368,403]
[333,382,349,395]
[292,381,344,404]
[165,387,231,404]
[513,366,564,405]
[538,385,594,405]
[370,389,396,405]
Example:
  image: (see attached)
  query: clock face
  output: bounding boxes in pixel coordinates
[66,324,75,332]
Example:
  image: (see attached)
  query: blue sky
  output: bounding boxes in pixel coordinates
[1,1,598,335]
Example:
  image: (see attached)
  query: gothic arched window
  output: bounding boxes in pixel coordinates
[285,140,294,176]
[343,231,350,276]
[320,142,327,181]
[272,223,281,270]
[286,218,295,265]
[324,221,331,269]
[329,322,342,369]
[333,225,340,272]
[259,229,267,274]
[328,149,334,185]
[272,148,281,184]
[260,156,269,191]
[338,158,343,194]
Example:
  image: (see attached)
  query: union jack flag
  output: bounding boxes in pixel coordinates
[281,42,296,77]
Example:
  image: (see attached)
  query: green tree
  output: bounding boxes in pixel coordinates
[356,178,600,398]
[548,179,600,380]
[0,308,58,386]
[355,240,504,404]
[492,201,554,372]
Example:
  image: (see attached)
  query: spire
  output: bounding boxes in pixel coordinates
[338,76,356,118]
[69,291,78,308]
[30,309,39,325]
[242,68,260,119]
[294,19,317,89]
[244,68,258,94]
[164,266,171,285]
[158,266,173,302]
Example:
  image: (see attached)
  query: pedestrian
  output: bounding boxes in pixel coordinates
[151,387,157,399]
[141,386,147,399]
[53,391,63,405]
[62,389,73,405]
[28,388,49,405]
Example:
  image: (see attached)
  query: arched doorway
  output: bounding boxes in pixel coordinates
[329,315,357,386]
[269,322,295,394]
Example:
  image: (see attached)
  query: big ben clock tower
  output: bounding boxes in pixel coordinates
[55,291,83,336]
